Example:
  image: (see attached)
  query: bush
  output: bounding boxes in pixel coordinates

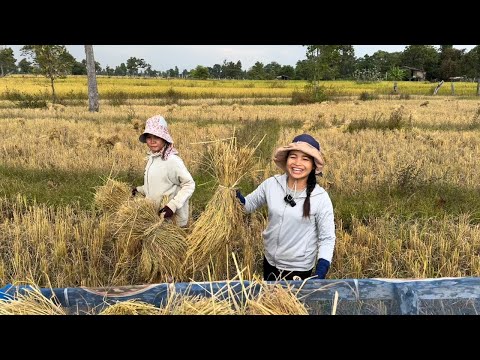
[359,92,379,101]
[4,89,48,109]
[291,84,329,105]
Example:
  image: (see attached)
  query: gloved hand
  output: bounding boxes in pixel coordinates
[158,206,174,219]
[315,258,330,279]
[131,186,138,197]
[236,189,246,205]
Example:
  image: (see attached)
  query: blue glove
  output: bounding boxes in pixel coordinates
[236,190,246,205]
[315,258,330,279]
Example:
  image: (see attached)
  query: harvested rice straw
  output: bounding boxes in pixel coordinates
[112,198,164,256]
[245,278,309,315]
[94,177,133,215]
[99,300,161,315]
[160,293,235,315]
[0,285,66,315]
[185,137,262,280]
[139,221,188,283]
[111,197,187,285]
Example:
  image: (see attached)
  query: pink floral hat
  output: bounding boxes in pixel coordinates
[139,115,174,144]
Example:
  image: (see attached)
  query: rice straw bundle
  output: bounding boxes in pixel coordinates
[139,222,188,283]
[94,177,132,215]
[111,197,187,284]
[0,286,66,315]
[99,300,161,315]
[185,138,261,280]
[246,282,309,315]
[112,198,163,256]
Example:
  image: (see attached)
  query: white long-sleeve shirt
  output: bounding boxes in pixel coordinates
[244,173,335,271]
[137,153,195,227]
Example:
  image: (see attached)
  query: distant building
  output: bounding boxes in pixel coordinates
[402,66,426,81]
[276,75,290,80]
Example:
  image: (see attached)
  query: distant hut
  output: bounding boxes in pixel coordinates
[276,75,290,80]
[402,66,426,81]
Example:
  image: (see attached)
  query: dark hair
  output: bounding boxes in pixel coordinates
[303,169,317,218]
[161,141,171,160]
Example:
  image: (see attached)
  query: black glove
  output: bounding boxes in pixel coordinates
[315,258,330,279]
[158,206,174,219]
[236,189,246,205]
[131,187,138,197]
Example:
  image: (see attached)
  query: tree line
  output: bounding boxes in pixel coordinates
[0,45,479,81]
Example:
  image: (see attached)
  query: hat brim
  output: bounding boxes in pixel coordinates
[139,132,174,144]
[273,142,324,175]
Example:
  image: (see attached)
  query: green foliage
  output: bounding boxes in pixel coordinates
[387,66,406,81]
[20,45,75,103]
[291,84,329,104]
[0,47,17,76]
[4,89,47,108]
[190,65,209,80]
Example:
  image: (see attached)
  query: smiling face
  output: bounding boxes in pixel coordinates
[286,150,314,183]
[145,134,166,153]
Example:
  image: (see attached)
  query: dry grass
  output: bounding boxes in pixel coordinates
[245,281,309,315]
[0,284,66,315]
[161,294,235,315]
[99,300,161,315]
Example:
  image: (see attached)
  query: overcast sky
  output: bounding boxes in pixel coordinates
[6,45,476,72]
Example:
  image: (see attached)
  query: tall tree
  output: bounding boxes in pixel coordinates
[20,45,75,103]
[337,45,356,79]
[85,45,99,112]
[438,45,465,80]
[306,45,342,81]
[126,57,147,76]
[18,58,33,74]
[400,45,439,80]
[0,47,17,77]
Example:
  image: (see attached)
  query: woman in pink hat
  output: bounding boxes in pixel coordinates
[132,115,195,227]
[236,134,335,281]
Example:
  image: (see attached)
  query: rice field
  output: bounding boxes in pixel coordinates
[1,75,480,296]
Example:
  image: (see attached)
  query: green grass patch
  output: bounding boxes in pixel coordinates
[0,165,143,210]
[331,184,480,232]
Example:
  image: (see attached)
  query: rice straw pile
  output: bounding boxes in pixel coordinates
[99,300,161,315]
[111,197,187,284]
[159,292,235,315]
[245,280,309,315]
[0,285,66,315]
[184,138,260,280]
[94,177,133,215]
